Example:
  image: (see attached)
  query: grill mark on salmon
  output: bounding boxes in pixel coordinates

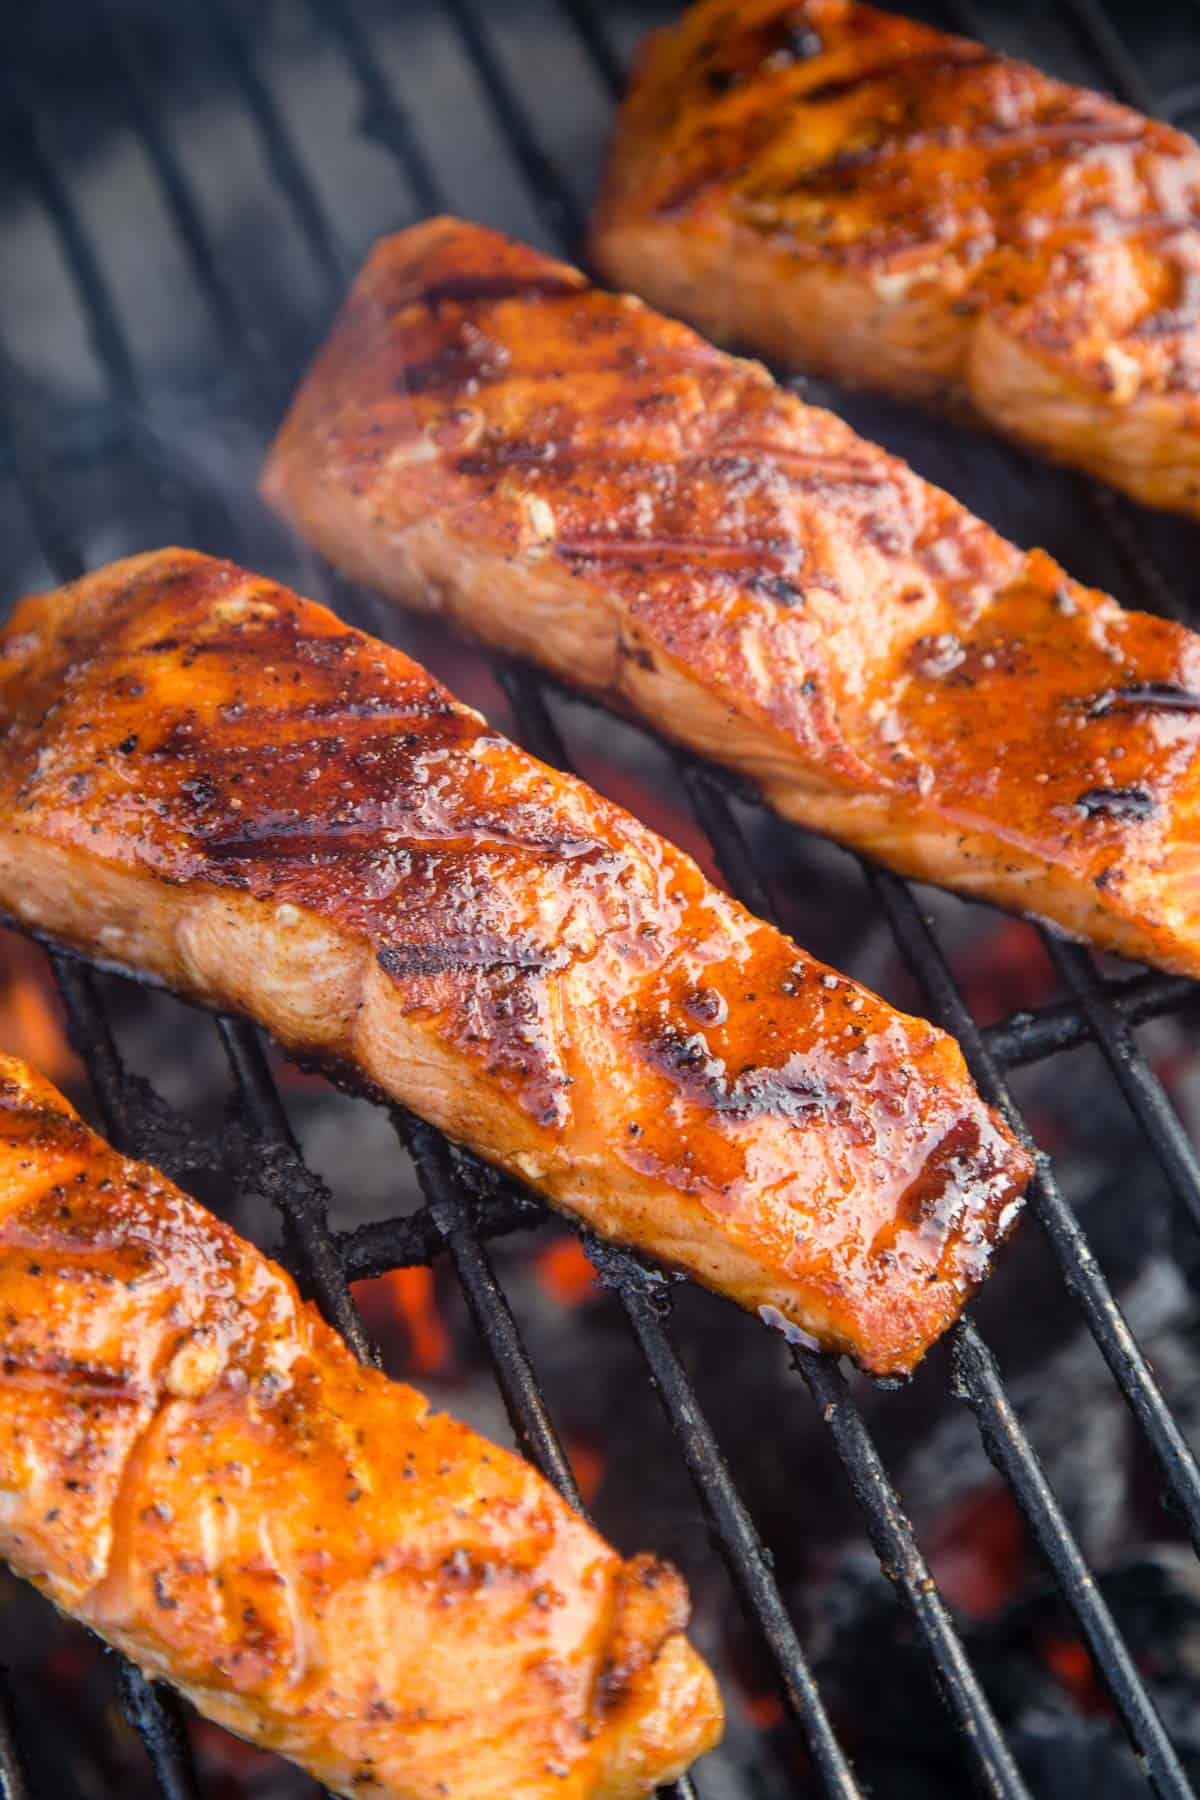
[0,549,1030,1377]
[1089,683,1200,716]
[590,0,1200,520]
[260,218,1200,979]
[0,1054,722,1800]
[1074,785,1159,820]
[790,45,997,108]
[416,271,585,308]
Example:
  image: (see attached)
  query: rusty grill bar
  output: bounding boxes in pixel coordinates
[1,1,1200,1797]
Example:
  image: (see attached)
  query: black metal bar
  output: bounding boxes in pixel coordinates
[556,0,625,100]
[217,1018,376,1363]
[2,81,139,407]
[1053,0,1158,113]
[394,1114,704,1800]
[1044,940,1200,1236]
[871,867,1200,1556]
[983,970,1196,1069]
[0,1674,31,1800]
[200,0,349,291]
[793,1347,1032,1798]
[308,0,442,216]
[441,0,584,247]
[41,972,202,1800]
[616,1282,872,1800]
[953,1321,1194,1799]
[400,1113,584,1500]
[489,669,1022,1796]
[89,0,247,362]
[117,1664,202,1800]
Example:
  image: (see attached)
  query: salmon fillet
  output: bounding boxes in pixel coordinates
[260,218,1200,979]
[0,549,1029,1377]
[0,1053,720,1800]
[590,0,1200,520]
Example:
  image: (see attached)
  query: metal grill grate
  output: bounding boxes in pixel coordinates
[1,2,1200,1796]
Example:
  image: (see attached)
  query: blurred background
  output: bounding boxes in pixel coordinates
[3,3,1200,1796]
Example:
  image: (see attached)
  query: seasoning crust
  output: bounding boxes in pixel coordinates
[0,551,1029,1375]
[591,0,1200,518]
[0,1053,720,1800]
[262,219,1200,978]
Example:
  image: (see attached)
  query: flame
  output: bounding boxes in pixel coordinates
[0,933,80,1085]
[354,1267,452,1374]
[566,1438,606,1506]
[535,1238,598,1308]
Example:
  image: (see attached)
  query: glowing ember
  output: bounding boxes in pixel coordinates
[741,1689,785,1731]
[927,1488,1027,1618]
[1042,1634,1108,1714]
[566,1438,605,1506]
[534,1237,598,1308]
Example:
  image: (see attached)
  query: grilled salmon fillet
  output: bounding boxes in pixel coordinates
[261,218,1200,978]
[590,0,1200,520]
[0,550,1029,1376]
[0,1054,720,1800]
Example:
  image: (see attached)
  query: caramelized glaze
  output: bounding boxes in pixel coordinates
[261,219,1200,978]
[590,0,1200,519]
[0,1054,720,1800]
[0,551,1029,1374]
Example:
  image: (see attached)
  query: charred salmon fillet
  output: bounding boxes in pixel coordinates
[0,1054,720,1800]
[0,550,1029,1376]
[590,0,1200,520]
[261,218,1200,979]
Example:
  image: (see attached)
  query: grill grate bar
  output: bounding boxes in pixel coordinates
[0,35,700,1800]
[982,970,1196,1069]
[1044,940,1200,1236]
[441,0,583,249]
[1054,0,1159,114]
[617,1279,862,1800]
[488,11,1200,1781]
[2,2,1199,1797]
[953,1320,1193,1798]
[555,0,626,101]
[216,1017,377,1363]
[0,1674,30,1800]
[492,662,866,1794]
[398,1111,583,1503]
[47,960,204,1800]
[3,83,140,407]
[89,0,248,362]
[201,0,350,290]
[872,869,1200,1554]
[310,0,443,218]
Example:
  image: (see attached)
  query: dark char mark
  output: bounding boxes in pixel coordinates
[377,940,567,979]
[396,328,509,396]
[796,46,995,107]
[416,272,582,310]
[1088,682,1200,716]
[650,1023,834,1123]
[1075,786,1159,820]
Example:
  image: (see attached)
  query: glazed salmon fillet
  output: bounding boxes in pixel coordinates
[590,0,1200,520]
[261,218,1200,979]
[0,550,1029,1376]
[0,1054,720,1800]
